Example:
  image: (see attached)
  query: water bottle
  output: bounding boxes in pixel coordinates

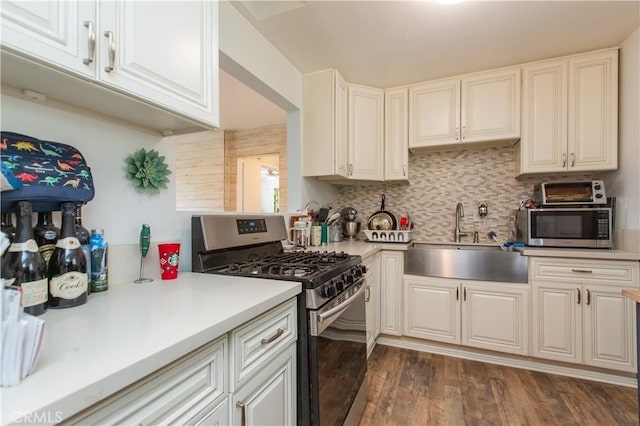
[90,229,108,292]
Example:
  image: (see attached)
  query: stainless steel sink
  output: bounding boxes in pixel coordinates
[405,242,528,283]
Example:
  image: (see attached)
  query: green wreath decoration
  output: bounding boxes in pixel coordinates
[125,148,171,194]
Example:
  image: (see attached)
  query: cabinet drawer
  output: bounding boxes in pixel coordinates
[230,299,297,391]
[66,336,227,426]
[530,258,638,285]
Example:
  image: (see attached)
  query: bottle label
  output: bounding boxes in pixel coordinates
[21,278,48,307]
[56,237,81,250]
[39,243,56,265]
[42,230,57,241]
[9,240,39,253]
[50,272,88,299]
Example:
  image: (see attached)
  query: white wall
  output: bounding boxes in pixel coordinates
[1,93,194,280]
[607,27,640,252]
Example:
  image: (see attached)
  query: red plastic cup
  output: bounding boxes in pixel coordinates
[158,243,181,280]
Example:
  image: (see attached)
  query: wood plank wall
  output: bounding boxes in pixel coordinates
[174,130,225,211]
[224,124,288,212]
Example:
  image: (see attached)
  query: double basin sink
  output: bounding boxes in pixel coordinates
[405,242,528,283]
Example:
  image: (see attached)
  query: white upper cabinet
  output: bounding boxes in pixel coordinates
[409,78,460,147]
[409,67,520,149]
[303,69,348,178]
[98,1,218,126]
[518,49,618,175]
[384,87,409,181]
[1,0,219,130]
[348,84,384,180]
[0,0,96,77]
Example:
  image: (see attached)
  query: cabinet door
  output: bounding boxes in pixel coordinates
[231,344,296,426]
[380,251,404,336]
[404,276,461,344]
[0,0,96,77]
[461,67,520,144]
[384,87,409,181]
[98,0,218,126]
[364,253,381,357]
[462,283,529,356]
[335,71,349,177]
[568,49,618,172]
[409,78,460,148]
[532,282,582,364]
[348,85,384,180]
[520,60,568,174]
[583,285,636,372]
[191,398,229,426]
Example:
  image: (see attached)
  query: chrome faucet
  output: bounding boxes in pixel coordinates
[454,202,469,242]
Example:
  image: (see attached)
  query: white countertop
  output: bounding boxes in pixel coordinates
[304,239,409,259]
[2,272,300,425]
[519,247,640,261]
[312,239,639,261]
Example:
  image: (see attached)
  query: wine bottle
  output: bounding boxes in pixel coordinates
[33,211,60,268]
[0,201,48,316]
[48,202,88,309]
[1,211,17,243]
[74,204,91,286]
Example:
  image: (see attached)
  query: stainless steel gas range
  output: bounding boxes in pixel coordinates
[191,214,368,426]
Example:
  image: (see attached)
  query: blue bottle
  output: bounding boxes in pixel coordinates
[90,229,108,292]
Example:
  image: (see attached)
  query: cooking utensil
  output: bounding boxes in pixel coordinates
[367,194,398,231]
[326,211,341,225]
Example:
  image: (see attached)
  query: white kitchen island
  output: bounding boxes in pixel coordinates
[1,272,300,425]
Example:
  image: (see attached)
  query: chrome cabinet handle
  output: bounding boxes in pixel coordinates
[570,152,576,167]
[586,289,591,305]
[456,287,459,301]
[365,285,371,302]
[577,288,581,304]
[104,30,115,72]
[236,401,246,426]
[455,127,460,140]
[261,328,284,345]
[462,126,466,140]
[463,287,467,301]
[572,268,593,273]
[403,164,406,177]
[83,21,95,65]
[562,153,567,167]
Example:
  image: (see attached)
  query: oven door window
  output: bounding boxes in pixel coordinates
[532,210,597,239]
[309,287,367,426]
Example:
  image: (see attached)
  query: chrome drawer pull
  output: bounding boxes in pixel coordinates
[104,30,116,72]
[236,401,246,426]
[261,328,284,344]
[572,269,593,273]
[83,21,96,65]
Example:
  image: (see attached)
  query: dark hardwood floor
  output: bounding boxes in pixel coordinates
[359,345,638,426]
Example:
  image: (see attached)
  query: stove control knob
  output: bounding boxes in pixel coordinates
[360,264,367,275]
[334,279,345,292]
[344,273,354,285]
[354,266,365,278]
[321,283,336,298]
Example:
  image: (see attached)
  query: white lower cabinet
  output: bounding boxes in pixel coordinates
[64,336,228,426]
[531,257,637,372]
[380,251,404,336]
[231,344,296,426]
[404,275,529,356]
[64,299,298,426]
[364,252,381,356]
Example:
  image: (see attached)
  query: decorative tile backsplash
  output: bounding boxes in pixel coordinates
[336,144,602,243]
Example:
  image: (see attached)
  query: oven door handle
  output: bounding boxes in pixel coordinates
[318,280,366,323]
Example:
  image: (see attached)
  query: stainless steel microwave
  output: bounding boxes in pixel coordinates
[516,207,613,248]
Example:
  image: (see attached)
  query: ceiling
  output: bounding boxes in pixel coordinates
[220,0,639,131]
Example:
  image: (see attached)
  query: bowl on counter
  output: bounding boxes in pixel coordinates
[342,221,361,239]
